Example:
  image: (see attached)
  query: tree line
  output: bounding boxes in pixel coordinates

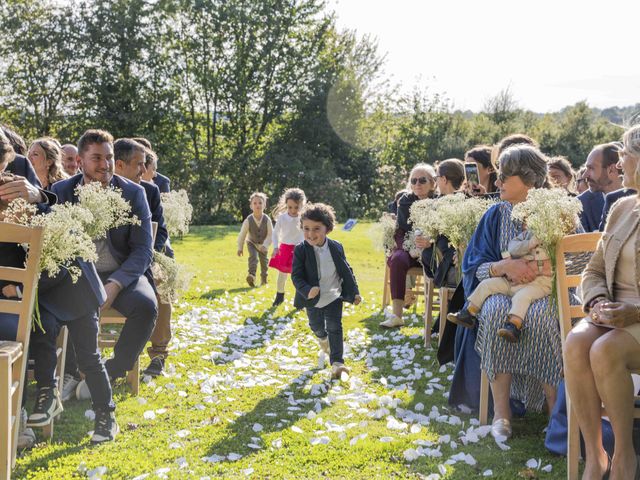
[1,0,637,223]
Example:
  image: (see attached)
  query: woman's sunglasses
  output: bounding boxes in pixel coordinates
[410,176,431,185]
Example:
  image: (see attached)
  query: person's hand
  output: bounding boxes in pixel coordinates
[526,259,552,277]
[1,284,18,298]
[596,302,639,328]
[100,281,122,311]
[471,183,487,196]
[308,286,320,299]
[354,295,362,305]
[259,245,268,255]
[589,299,608,323]
[414,235,431,249]
[237,249,243,257]
[501,258,537,284]
[0,175,44,204]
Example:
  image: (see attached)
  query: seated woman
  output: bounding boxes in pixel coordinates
[548,156,577,195]
[464,145,499,198]
[27,137,67,190]
[454,144,567,439]
[431,158,465,288]
[564,124,640,480]
[380,163,436,328]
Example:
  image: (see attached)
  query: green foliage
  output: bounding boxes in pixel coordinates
[0,0,633,224]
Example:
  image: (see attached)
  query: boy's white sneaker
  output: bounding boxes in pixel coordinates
[331,362,349,380]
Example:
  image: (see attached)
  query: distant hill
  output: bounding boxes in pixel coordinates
[595,104,640,126]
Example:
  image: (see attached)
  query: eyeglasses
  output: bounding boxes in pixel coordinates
[411,176,431,185]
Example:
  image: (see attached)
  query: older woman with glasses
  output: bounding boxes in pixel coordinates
[564,125,640,480]
[449,144,584,440]
[380,163,437,328]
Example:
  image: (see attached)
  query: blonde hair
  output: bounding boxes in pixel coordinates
[249,191,268,204]
[271,187,306,217]
[622,124,640,193]
[30,137,67,186]
[405,163,437,191]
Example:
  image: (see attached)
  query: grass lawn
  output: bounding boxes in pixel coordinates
[14,223,566,479]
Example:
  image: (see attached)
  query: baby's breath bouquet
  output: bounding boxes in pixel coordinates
[161,189,193,237]
[433,193,495,281]
[75,182,139,239]
[409,198,440,242]
[151,251,192,303]
[369,212,397,257]
[511,187,583,273]
[402,230,422,260]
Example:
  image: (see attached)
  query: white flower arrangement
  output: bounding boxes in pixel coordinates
[151,251,192,304]
[402,230,422,259]
[161,189,193,237]
[369,212,397,258]
[432,193,494,253]
[408,198,440,242]
[75,182,139,239]
[511,188,583,263]
[2,198,97,283]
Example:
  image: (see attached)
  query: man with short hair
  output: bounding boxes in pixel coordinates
[114,138,174,376]
[135,137,171,193]
[577,143,623,232]
[61,144,80,176]
[52,130,157,440]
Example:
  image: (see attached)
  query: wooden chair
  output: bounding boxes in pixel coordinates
[97,221,158,396]
[26,326,68,440]
[381,263,440,348]
[0,222,44,480]
[554,232,640,480]
[437,286,455,347]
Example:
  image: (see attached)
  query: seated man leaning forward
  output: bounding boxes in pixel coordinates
[51,129,158,390]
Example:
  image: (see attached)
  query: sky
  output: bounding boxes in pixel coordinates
[329,0,640,113]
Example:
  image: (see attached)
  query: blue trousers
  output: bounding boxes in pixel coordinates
[99,273,157,379]
[306,298,344,365]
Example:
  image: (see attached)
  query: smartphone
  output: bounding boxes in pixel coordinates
[464,162,479,186]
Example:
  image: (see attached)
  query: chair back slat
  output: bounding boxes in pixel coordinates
[555,232,602,341]
[0,267,27,285]
[0,300,21,316]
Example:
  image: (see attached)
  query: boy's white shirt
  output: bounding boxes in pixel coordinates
[237,213,273,251]
[312,239,342,308]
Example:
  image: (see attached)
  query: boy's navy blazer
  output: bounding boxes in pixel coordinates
[51,173,154,301]
[140,180,173,257]
[153,173,170,193]
[291,238,359,310]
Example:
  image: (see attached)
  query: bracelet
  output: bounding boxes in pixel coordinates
[588,296,607,310]
[489,263,496,277]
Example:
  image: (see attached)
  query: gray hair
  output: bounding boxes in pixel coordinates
[405,162,437,191]
[499,145,549,188]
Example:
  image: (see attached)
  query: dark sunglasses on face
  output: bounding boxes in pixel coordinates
[498,172,510,183]
[411,176,430,185]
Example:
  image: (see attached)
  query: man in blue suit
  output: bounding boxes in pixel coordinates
[0,130,117,444]
[52,130,157,404]
[136,138,170,194]
[598,187,637,231]
[577,143,623,232]
[113,138,173,376]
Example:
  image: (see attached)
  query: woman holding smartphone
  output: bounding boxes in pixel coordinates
[464,145,498,197]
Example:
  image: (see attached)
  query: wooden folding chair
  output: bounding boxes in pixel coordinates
[97,221,158,396]
[0,222,44,480]
[554,232,640,480]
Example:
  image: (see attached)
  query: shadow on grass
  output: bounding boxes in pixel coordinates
[213,307,298,365]
[203,370,330,461]
[200,286,254,300]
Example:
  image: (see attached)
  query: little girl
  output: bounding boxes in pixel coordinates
[269,187,306,306]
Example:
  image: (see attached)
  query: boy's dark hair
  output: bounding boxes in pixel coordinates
[78,129,114,155]
[114,138,146,164]
[301,203,336,231]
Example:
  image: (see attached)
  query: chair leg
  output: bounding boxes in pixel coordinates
[438,287,449,347]
[127,359,140,396]
[0,358,11,480]
[424,279,434,348]
[42,421,53,440]
[479,370,490,425]
[567,396,580,480]
[382,266,390,309]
